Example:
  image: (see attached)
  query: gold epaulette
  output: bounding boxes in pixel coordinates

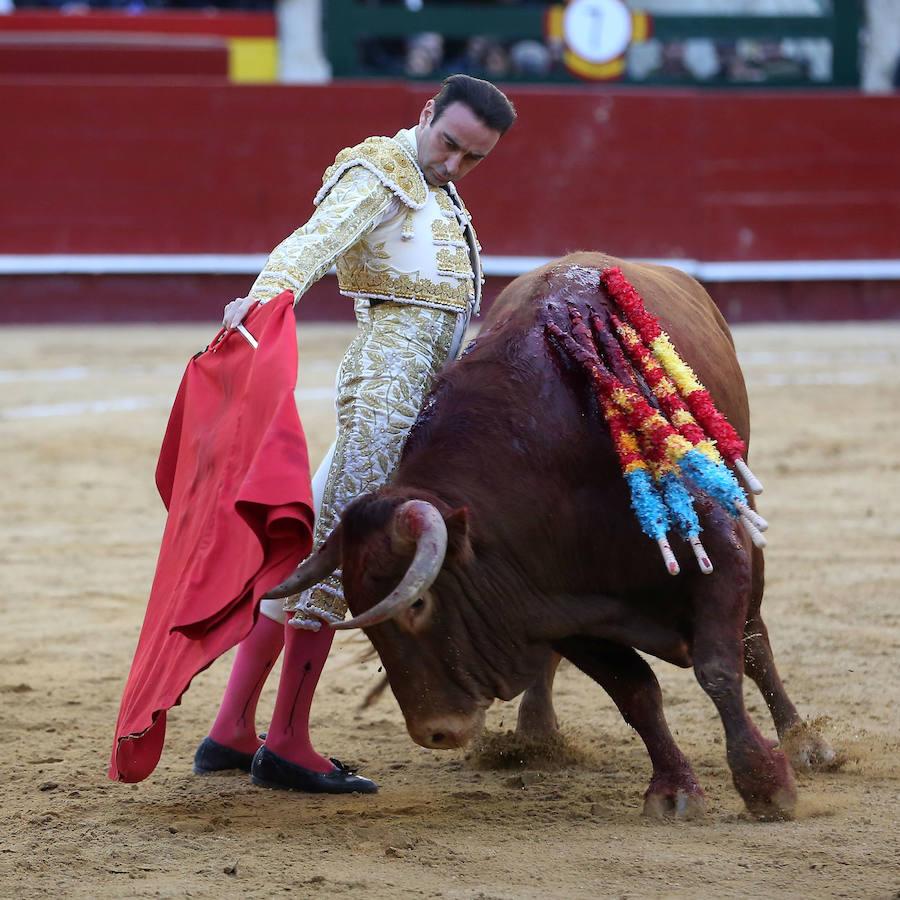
[314,135,428,211]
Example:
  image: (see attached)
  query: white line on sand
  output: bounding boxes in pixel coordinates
[0,364,182,384]
[739,349,895,367]
[3,396,169,419]
[745,371,880,387]
[2,388,335,420]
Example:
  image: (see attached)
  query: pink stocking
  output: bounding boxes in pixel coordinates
[208,613,285,755]
[264,624,335,773]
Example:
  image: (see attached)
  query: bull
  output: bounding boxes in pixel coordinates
[268,252,834,820]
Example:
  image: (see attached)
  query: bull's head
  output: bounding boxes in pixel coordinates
[265,494,528,750]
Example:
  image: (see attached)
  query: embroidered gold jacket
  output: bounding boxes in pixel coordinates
[248,128,483,315]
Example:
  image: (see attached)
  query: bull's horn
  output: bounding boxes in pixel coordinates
[262,528,342,600]
[334,500,448,630]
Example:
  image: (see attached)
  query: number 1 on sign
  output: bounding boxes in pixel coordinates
[563,0,633,66]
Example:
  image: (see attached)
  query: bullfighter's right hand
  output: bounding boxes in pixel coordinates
[222,296,255,329]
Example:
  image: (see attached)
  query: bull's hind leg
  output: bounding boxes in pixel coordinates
[515,652,560,742]
[691,547,797,819]
[743,547,836,770]
[553,636,706,820]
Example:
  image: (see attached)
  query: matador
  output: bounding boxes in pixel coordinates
[194,75,517,793]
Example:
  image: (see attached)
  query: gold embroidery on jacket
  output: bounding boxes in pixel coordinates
[436,247,474,279]
[251,132,479,317]
[334,185,474,311]
[286,300,459,623]
[340,269,472,310]
[444,181,483,312]
[433,189,457,216]
[248,166,394,304]
[431,217,467,247]
[402,209,416,241]
[317,136,427,210]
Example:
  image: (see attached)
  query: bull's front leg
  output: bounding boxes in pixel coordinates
[553,636,706,820]
[692,555,797,819]
[515,652,560,742]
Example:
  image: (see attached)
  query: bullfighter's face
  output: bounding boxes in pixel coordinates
[415,99,501,187]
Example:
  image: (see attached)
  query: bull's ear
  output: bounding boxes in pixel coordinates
[445,506,473,563]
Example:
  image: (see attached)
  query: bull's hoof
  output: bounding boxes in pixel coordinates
[642,776,706,821]
[735,749,798,821]
[515,699,559,744]
[513,714,559,744]
[642,789,707,821]
[781,721,840,772]
[743,786,797,822]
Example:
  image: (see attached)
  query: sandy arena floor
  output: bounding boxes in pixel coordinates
[1,319,899,899]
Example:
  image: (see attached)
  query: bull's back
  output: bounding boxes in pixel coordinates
[486,252,749,442]
[399,252,752,592]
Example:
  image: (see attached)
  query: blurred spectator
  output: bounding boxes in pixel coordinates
[725,40,765,82]
[630,34,827,85]
[481,41,509,79]
[863,0,900,92]
[404,31,443,77]
[781,37,830,82]
[682,38,720,81]
[726,38,809,82]
[458,35,490,74]
[658,41,690,79]
[509,39,550,77]
[631,0,821,11]
[628,39,663,81]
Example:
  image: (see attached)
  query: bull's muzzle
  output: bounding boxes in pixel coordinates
[407,708,487,750]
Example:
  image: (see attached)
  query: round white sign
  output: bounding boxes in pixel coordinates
[562,0,633,65]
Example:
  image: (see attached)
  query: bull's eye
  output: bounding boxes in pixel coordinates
[401,592,433,632]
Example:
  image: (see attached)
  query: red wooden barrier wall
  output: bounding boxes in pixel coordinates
[4,81,899,259]
[0,43,230,78]
[2,80,899,321]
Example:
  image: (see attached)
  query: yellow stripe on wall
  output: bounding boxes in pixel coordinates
[545,5,564,39]
[229,37,278,83]
[563,50,626,80]
[632,12,650,43]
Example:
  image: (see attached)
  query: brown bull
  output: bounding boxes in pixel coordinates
[269,252,834,820]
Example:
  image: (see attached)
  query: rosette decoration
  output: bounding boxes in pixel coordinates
[544,268,768,575]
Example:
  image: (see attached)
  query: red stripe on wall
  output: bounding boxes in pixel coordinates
[0,11,277,37]
[0,41,230,78]
[1,82,898,262]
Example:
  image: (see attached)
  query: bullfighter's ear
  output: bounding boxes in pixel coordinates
[444,506,473,563]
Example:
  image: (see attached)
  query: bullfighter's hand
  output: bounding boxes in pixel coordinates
[222,296,255,329]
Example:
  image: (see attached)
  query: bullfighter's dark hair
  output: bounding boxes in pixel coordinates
[432,74,517,134]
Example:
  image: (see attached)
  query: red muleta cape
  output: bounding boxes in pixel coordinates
[109,292,314,783]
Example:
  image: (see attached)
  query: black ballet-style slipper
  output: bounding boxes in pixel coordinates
[250,746,378,794]
[192,736,256,775]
